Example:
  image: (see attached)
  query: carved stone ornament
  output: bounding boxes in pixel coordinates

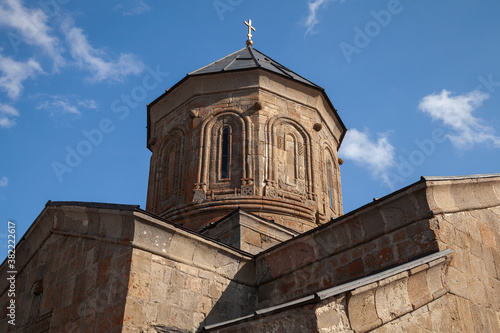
[193,189,206,203]
[265,186,278,198]
[253,101,262,111]
[277,136,284,149]
[241,184,255,196]
[298,142,304,156]
[188,109,200,119]
[313,123,323,131]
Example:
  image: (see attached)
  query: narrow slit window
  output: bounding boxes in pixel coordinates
[286,134,296,182]
[221,126,230,179]
[327,160,334,208]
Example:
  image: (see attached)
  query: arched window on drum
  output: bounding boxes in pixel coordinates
[327,159,335,208]
[220,126,231,180]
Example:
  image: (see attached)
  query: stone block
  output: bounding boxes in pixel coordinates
[168,233,198,263]
[61,206,89,234]
[426,263,446,299]
[467,277,487,306]
[314,296,351,332]
[214,251,239,278]
[198,295,213,315]
[378,271,408,287]
[193,242,218,269]
[409,263,428,275]
[181,289,199,310]
[479,222,497,250]
[375,278,412,323]
[135,222,174,254]
[150,278,168,302]
[128,271,150,300]
[348,289,381,332]
[428,294,461,332]
[130,249,152,274]
[408,271,432,309]
[97,212,122,239]
[208,281,223,299]
[469,301,492,332]
[482,246,498,279]
[351,282,378,296]
[455,296,475,333]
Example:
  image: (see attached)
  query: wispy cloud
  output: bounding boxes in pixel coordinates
[0,0,144,98]
[0,53,43,99]
[0,0,65,68]
[35,94,97,118]
[0,177,8,187]
[62,19,145,82]
[77,99,97,109]
[340,128,396,185]
[305,0,342,35]
[113,0,151,16]
[419,89,500,149]
[0,104,19,128]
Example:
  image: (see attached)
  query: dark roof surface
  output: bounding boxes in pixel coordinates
[188,46,322,89]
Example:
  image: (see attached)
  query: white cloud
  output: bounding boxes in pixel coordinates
[340,128,396,185]
[114,0,151,16]
[36,94,97,117]
[0,177,8,187]
[77,99,97,110]
[37,100,79,115]
[0,0,65,68]
[305,0,343,35]
[418,89,500,149]
[0,0,144,89]
[0,53,43,99]
[62,19,145,82]
[0,103,19,128]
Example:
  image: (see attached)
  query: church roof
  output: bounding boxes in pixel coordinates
[188,46,322,89]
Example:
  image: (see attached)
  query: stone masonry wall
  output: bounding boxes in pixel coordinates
[433,208,500,331]
[255,175,500,314]
[207,254,455,332]
[122,211,257,332]
[255,181,438,307]
[0,203,257,333]
[0,204,134,332]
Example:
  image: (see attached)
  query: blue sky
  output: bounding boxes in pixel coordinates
[1,0,499,253]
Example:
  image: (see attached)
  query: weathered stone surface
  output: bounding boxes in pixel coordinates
[315,296,352,332]
[348,289,381,332]
[375,278,412,323]
[408,271,432,309]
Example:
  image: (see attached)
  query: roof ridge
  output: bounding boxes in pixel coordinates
[246,46,261,68]
[188,47,247,75]
[252,47,321,88]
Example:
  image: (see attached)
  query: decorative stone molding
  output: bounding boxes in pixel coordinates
[188,109,200,118]
[193,183,207,203]
[253,101,262,111]
[265,186,278,198]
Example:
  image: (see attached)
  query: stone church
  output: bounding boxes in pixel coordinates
[1,23,499,332]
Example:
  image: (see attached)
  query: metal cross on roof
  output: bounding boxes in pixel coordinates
[244,19,256,46]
